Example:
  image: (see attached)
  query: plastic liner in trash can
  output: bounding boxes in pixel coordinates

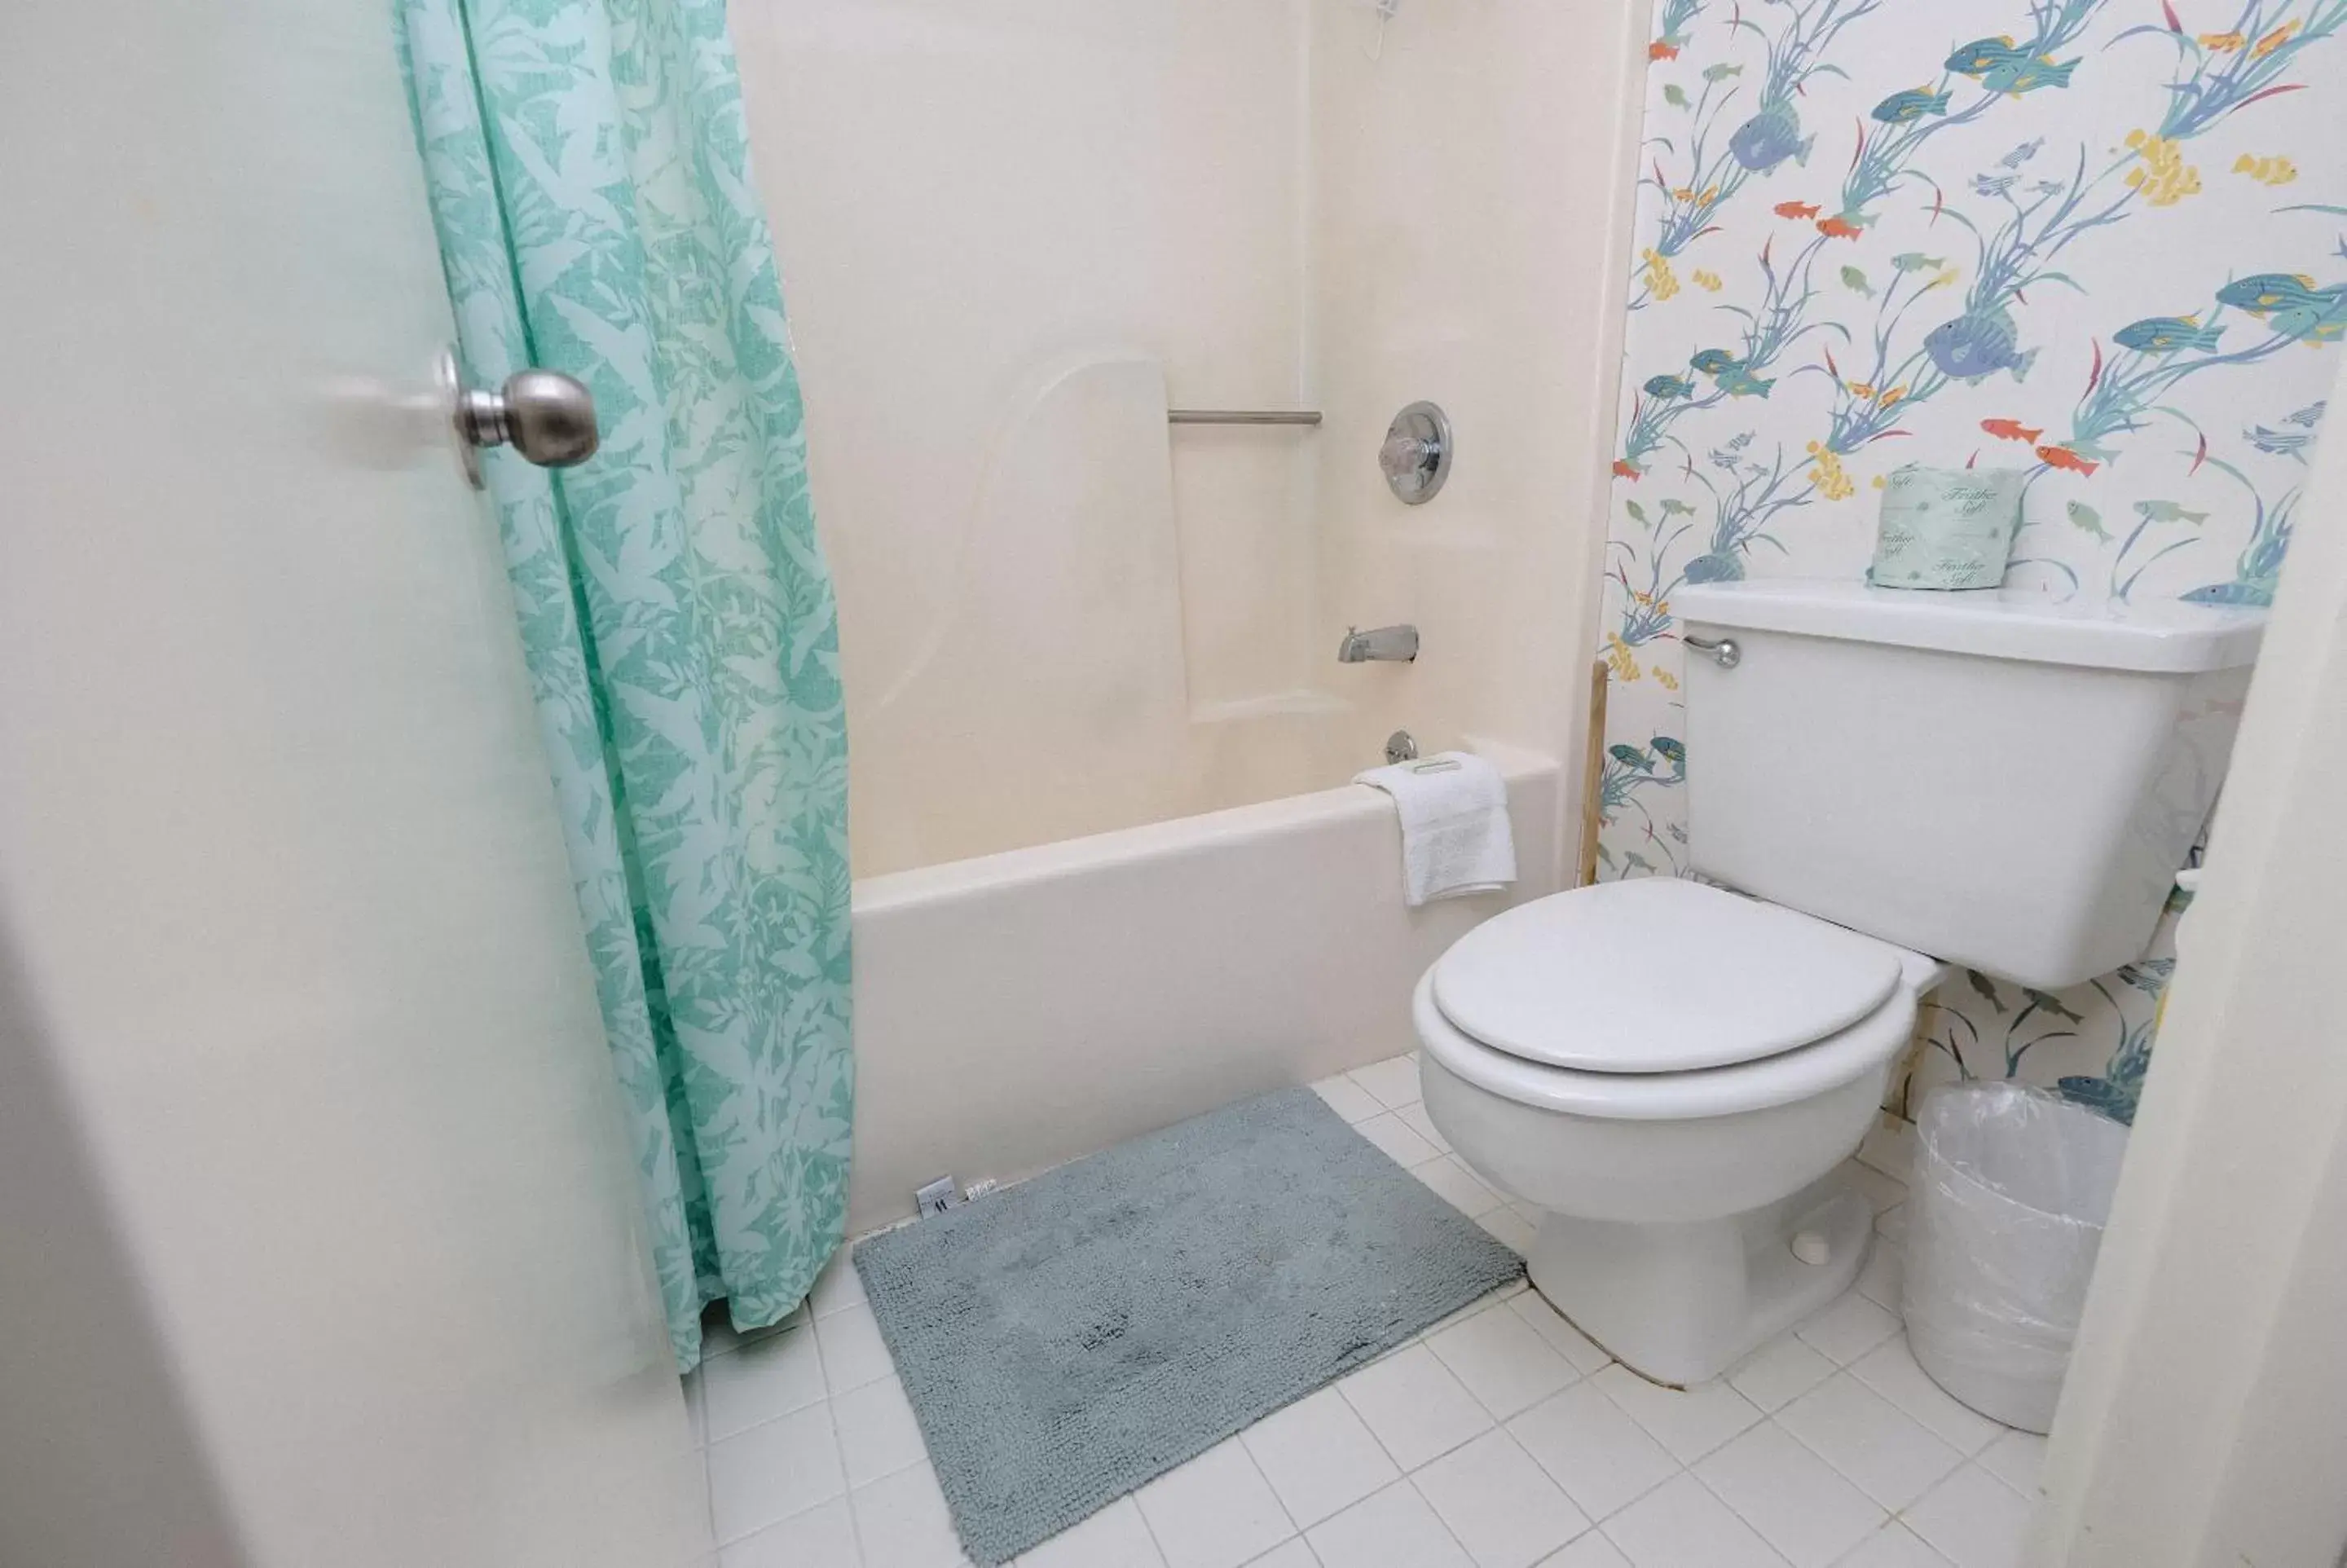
[1903,1081,2130,1434]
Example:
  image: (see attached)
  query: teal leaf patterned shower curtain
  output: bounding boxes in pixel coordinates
[396,0,852,1368]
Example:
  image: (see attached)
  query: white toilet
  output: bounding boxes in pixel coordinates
[1417,580,2266,1387]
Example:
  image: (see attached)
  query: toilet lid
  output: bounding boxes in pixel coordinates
[1429,878,1905,1073]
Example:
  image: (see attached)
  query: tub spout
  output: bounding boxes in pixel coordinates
[1338,624,1419,663]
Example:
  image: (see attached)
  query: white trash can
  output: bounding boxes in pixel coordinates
[1902,1081,2131,1434]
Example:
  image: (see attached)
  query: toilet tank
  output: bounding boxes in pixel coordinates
[1674,582,2266,988]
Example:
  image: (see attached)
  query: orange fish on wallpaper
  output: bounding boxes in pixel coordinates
[1816,216,1864,239]
[1981,418,2042,443]
[1774,200,1821,219]
[2037,444,2100,474]
[1613,459,1643,480]
[1650,39,1681,60]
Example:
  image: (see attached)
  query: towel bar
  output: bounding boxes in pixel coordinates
[1167,409,1323,426]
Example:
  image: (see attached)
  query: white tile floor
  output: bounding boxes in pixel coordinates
[689,1055,2043,1568]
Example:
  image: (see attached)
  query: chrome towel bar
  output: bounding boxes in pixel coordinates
[1167,408,1323,426]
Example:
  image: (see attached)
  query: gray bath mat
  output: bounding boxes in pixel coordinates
[853,1085,1525,1566]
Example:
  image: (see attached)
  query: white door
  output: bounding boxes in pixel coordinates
[0,4,709,1566]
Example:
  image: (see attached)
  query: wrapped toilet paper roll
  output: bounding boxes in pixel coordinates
[1869,465,2028,591]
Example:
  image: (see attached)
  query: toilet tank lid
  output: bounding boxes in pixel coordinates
[1674,581,2266,673]
[1430,878,1908,1073]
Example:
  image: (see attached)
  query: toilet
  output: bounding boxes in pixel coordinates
[1416,579,2267,1387]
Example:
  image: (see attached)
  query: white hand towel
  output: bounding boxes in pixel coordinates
[1353,751,1517,908]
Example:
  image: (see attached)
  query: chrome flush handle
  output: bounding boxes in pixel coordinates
[1684,634,1740,669]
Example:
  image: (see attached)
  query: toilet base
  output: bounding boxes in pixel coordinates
[1525,1174,1874,1387]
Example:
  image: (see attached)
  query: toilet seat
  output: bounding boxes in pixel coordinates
[1417,970,1920,1121]
[1420,881,1938,1122]
[1432,877,1904,1072]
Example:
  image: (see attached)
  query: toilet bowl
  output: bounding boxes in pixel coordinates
[1413,875,1944,1387]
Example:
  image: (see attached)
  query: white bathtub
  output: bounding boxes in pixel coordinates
[845,743,1562,1231]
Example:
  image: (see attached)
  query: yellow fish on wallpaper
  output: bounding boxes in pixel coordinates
[2253,20,2301,57]
[1641,249,1680,302]
[1692,270,1724,292]
[2234,153,2299,187]
[2197,30,2244,51]
[1653,667,1680,691]
[1803,440,1855,500]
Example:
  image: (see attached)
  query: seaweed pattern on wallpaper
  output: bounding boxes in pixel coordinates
[1603,0,2345,1090]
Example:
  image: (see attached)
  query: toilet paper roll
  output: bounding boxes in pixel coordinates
[1869,465,2028,591]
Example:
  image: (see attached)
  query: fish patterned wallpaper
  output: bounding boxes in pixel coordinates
[1596,0,2346,1117]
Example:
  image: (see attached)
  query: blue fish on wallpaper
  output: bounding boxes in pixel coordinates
[2113,315,2226,354]
[1925,307,2038,382]
[2244,422,2317,456]
[2215,272,2332,311]
[1728,104,1815,173]
[1643,372,1697,399]
[2182,581,2277,606]
[2217,272,2347,342]
[1871,87,1953,124]
[2286,399,2328,427]
[2000,137,2045,168]
[1982,55,2079,95]
[1947,36,2030,74]
[1972,173,2021,197]
[1689,348,1775,398]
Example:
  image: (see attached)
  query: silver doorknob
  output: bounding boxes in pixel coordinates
[438,347,600,488]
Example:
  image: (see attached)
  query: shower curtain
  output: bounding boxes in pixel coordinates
[396,0,852,1368]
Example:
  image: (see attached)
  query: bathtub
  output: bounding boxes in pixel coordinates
[845,742,1562,1231]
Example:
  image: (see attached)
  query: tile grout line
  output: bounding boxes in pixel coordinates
[807,1304,866,1567]
[1236,1432,1306,1553]
[1397,1466,1486,1566]
[695,1366,719,1563]
[1125,1483,1176,1568]
[1681,1435,1860,1566]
